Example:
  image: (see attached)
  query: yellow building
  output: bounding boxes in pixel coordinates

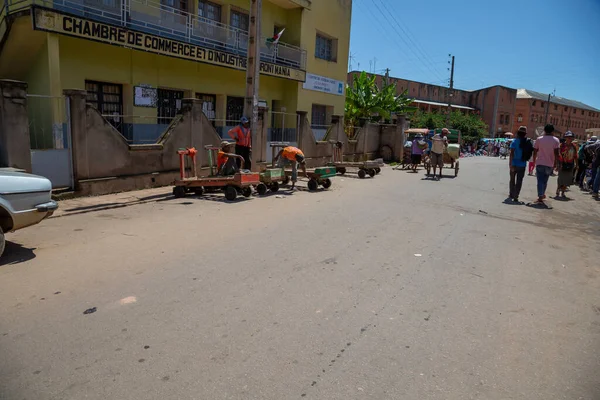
[0,0,351,144]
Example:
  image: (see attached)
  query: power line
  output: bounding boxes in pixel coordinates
[375,0,445,83]
[355,0,433,82]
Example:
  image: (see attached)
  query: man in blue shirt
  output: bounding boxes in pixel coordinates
[509,126,529,202]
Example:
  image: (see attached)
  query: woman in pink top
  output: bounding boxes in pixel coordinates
[533,124,560,204]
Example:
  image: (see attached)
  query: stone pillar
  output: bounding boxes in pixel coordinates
[47,33,65,148]
[0,80,32,171]
[296,111,308,150]
[184,98,201,150]
[331,115,342,142]
[394,115,407,162]
[251,106,268,171]
[64,89,87,187]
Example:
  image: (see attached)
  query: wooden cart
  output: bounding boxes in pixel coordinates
[328,141,382,178]
[284,166,336,191]
[172,146,261,201]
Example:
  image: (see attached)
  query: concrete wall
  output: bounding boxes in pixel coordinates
[66,89,223,189]
[0,79,32,171]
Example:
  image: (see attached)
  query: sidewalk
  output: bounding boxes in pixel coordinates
[51,187,172,218]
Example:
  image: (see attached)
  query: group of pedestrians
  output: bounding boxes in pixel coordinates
[508,124,600,205]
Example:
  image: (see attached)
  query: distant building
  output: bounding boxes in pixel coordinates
[347,71,517,137]
[514,89,600,140]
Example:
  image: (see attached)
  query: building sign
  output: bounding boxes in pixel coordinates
[32,7,306,82]
[302,73,344,96]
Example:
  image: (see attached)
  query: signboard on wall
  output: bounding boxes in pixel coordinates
[32,7,306,82]
[302,73,345,96]
[134,85,157,107]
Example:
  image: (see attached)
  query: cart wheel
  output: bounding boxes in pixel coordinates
[307,179,319,191]
[321,178,332,189]
[225,186,238,201]
[337,167,346,175]
[173,186,186,198]
[368,169,376,178]
[193,187,204,196]
[375,167,381,174]
[282,175,290,185]
[256,183,268,195]
[358,169,367,179]
[270,181,280,192]
[242,186,252,198]
[455,160,460,177]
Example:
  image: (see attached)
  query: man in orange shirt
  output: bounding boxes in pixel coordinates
[274,146,307,189]
[228,116,252,170]
[217,141,245,176]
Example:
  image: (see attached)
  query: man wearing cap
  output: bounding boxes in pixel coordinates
[217,141,245,176]
[429,128,448,180]
[273,146,307,190]
[228,116,252,170]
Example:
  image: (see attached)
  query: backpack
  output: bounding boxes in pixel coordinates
[521,138,534,162]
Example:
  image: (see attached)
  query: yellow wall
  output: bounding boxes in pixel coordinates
[2,0,351,129]
[295,0,351,119]
[59,36,293,125]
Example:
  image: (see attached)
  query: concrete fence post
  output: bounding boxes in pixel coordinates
[0,79,32,172]
[63,89,87,188]
[296,111,308,150]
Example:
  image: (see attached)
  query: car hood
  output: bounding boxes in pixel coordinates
[0,170,52,194]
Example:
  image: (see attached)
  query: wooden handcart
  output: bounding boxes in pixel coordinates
[328,141,382,178]
[172,146,261,201]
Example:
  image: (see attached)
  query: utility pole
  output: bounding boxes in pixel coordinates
[544,89,556,124]
[446,55,455,128]
[244,0,261,158]
[384,68,390,85]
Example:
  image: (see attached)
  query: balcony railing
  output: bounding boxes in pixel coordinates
[5,0,306,70]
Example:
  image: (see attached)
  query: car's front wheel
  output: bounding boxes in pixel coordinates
[0,227,5,257]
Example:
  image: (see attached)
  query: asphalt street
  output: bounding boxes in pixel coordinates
[1,156,599,400]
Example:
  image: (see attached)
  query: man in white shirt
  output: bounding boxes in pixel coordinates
[430,128,449,180]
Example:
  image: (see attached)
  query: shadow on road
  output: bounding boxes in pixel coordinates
[0,242,36,266]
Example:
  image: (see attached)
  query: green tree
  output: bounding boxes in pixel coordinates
[345,71,416,127]
[409,110,488,142]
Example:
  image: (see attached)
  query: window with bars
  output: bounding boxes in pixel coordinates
[311,104,327,128]
[157,88,184,125]
[315,33,336,61]
[230,10,249,31]
[226,96,245,123]
[85,80,123,132]
[198,0,221,22]
[195,93,216,123]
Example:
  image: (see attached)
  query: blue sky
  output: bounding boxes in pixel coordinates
[349,0,600,109]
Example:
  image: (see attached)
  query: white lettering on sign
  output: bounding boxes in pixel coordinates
[302,73,345,96]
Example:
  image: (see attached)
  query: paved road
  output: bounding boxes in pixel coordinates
[1,157,599,400]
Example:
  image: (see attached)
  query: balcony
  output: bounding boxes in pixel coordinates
[3,0,307,71]
[267,0,311,9]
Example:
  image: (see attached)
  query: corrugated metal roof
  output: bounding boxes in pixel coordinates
[412,99,475,110]
[517,89,600,112]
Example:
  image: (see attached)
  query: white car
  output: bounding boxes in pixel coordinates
[0,169,58,256]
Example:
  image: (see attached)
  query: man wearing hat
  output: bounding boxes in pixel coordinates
[228,116,252,170]
[429,128,449,180]
[217,141,245,176]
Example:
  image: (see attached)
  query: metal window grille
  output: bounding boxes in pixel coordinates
[315,34,332,61]
[85,80,123,132]
[311,104,327,127]
[226,96,244,123]
[157,88,184,125]
[198,0,221,22]
[230,10,249,31]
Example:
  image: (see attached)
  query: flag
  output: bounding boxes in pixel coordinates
[266,28,285,46]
